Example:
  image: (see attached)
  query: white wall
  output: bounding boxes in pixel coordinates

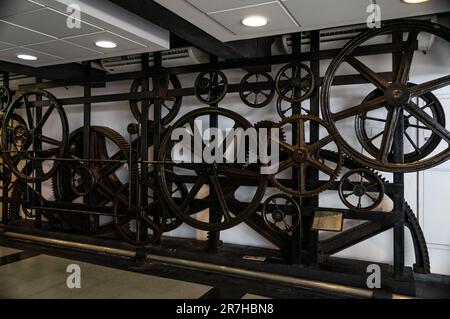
[5,23,450,275]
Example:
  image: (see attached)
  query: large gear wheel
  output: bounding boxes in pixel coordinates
[0,86,12,111]
[355,84,445,163]
[52,126,131,232]
[1,90,69,182]
[8,159,62,226]
[321,20,450,172]
[129,74,182,126]
[270,115,343,197]
[157,107,268,231]
[254,120,287,143]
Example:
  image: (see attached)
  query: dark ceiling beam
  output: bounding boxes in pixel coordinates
[109,0,262,61]
[0,60,105,81]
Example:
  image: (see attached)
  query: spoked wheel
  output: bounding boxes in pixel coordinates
[70,165,96,196]
[338,168,384,212]
[113,171,186,246]
[1,90,69,182]
[8,158,62,225]
[275,62,315,103]
[157,107,268,231]
[113,183,161,246]
[130,74,182,126]
[52,126,130,232]
[0,86,12,111]
[276,95,311,120]
[194,70,228,105]
[262,193,301,234]
[239,72,275,108]
[321,20,450,172]
[271,115,342,197]
[355,84,445,163]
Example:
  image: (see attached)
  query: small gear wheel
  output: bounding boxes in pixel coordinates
[338,168,385,212]
[70,165,96,196]
[262,193,301,233]
[194,70,228,105]
[239,72,275,108]
[275,62,315,103]
[270,115,343,197]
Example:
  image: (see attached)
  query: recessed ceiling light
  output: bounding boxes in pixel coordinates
[242,16,268,27]
[402,0,430,3]
[17,54,38,61]
[95,40,117,49]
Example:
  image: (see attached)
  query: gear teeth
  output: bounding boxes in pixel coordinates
[270,115,343,198]
[51,126,132,232]
[254,120,287,143]
[320,149,430,273]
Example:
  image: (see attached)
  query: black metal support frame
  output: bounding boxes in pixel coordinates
[0,28,418,294]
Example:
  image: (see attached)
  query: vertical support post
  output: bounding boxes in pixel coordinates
[82,61,92,233]
[208,55,220,254]
[140,52,152,244]
[304,30,321,266]
[392,31,405,279]
[291,33,303,264]
[1,72,10,225]
[34,78,43,229]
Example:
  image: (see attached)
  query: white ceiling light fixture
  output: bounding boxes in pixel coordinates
[95,40,118,49]
[402,0,430,3]
[17,54,38,61]
[242,16,268,27]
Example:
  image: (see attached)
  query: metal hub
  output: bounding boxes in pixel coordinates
[198,77,211,91]
[12,125,29,147]
[292,148,308,163]
[384,84,411,107]
[289,77,301,87]
[271,210,284,222]
[353,184,366,197]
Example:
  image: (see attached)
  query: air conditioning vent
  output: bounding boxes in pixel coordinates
[101,46,209,74]
[281,16,437,54]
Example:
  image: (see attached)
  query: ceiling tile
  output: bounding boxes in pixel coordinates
[0,47,62,66]
[377,0,450,19]
[26,40,102,59]
[0,40,13,51]
[0,20,54,45]
[283,0,368,29]
[65,31,145,54]
[3,8,102,38]
[187,0,275,13]
[0,0,43,19]
[208,2,297,36]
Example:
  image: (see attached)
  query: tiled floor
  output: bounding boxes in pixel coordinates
[0,245,269,299]
[0,246,21,257]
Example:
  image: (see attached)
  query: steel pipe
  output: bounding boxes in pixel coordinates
[2,231,414,299]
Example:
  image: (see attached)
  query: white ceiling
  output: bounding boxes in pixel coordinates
[155,0,450,42]
[0,0,170,67]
